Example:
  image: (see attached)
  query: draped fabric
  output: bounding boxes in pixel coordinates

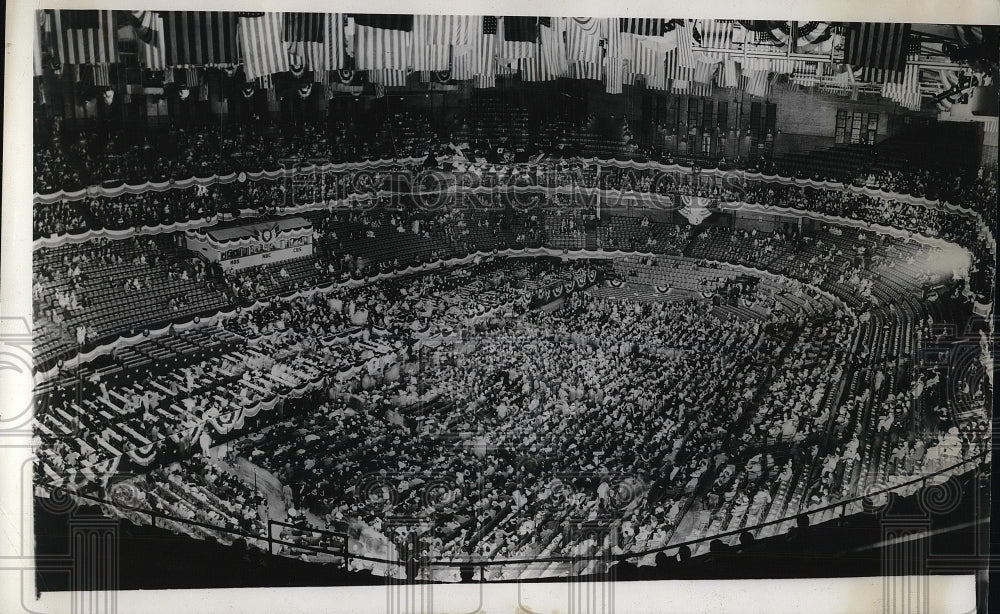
[844,23,912,73]
[565,17,605,65]
[283,13,344,72]
[239,13,290,80]
[162,11,239,67]
[52,10,118,65]
[352,16,413,70]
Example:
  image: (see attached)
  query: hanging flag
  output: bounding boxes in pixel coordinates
[566,17,605,65]
[450,15,484,80]
[411,14,464,70]
[93,63,111,87]
[498,16,537,60]
[696,19,734,49]
[673,20,697,69]
[537,17,568,77]
[239,13,290,80]
[742,70,771,98]
[882,54,922,110]
[283,13,344,72]
[184,67,201,87]
[718,58,739,88]
[130,10,156,43]
[604,18,629,94]
[472,16,499,88]
[620,18,671,36]
[844,23,911,73]
[34,12,48,77]
[368,68,408,87]
[628,36,666,89]
[52,10,118,65]
[138,12,166,70]
[352,14,413,70]
[570,61,602,81]
[162,12,238,67]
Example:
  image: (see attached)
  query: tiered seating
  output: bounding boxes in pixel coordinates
[772,144,872,181]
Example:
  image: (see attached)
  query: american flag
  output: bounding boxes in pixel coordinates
[565,17,605,65]
[352,15,413,71]
[283,13,344,72]
[619,18,670,36]
[472,16,498,88]
[498,16,536,61]
[52,10,118,65]
[93,63,111,87]
[368,68,408,87]
[604,18,629,94]
[34,11,49,77]
[741,70,771,98]
[628,37,666,90]
[139,12,167,71]
[538,18,568,76]
[695,19,734,50]
[130,10,156,43]
[410,14,468,70]
[844,23,911,73]
[520,20,568,83]
[718,58,739,88]
[569,61,602,81]
[162,11,239,67]
[450,15,484,80]
[239,13,290,80]
[881,54,922,110]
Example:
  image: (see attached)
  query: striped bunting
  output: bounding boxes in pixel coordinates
[52,10,118,65]
[566,17,605,64]
[352,17,412,70]
[239,13,290,80]
[283,13,344,72]
[162,11,238,67]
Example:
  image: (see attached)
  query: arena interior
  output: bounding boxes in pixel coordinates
[31,13,995,589]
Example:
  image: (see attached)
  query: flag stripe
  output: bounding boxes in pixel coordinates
[239,13,290,80]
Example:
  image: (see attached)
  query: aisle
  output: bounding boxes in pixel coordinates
[206,444,288,522]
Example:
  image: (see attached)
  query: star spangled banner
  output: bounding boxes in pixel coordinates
[352,14,413,71]
[238,12,290,80]
[52,10,118,65]
[162,11,239,67]
[283,13,345,72]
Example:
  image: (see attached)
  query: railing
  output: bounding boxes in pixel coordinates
[37,448,988,575]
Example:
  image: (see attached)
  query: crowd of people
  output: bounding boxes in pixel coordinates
[32,111,992,578]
